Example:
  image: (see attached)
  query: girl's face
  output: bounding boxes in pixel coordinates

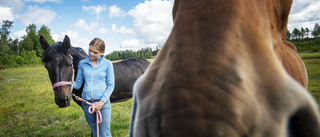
[88,46,104,61]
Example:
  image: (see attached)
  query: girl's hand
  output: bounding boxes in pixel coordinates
[94,101,105,112]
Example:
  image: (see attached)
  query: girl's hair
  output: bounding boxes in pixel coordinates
[89,38,105,53]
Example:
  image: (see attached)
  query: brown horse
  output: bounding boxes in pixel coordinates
[129,0,320,137]
[269,0,308,88]
[281,40,308,88]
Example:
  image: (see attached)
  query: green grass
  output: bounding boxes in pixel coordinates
[0,66,131,136]
[299,52,320,59]
[0,53,319,136]
[300,52,320,105]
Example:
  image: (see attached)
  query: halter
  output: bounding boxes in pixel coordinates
[52,54,75,90]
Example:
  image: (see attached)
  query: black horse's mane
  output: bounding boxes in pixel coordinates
[70,47,88,58]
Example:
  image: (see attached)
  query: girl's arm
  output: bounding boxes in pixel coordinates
[73,61,84,90]
[100,61,115,103]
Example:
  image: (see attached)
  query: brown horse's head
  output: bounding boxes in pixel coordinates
[130,0,319,137]
[40,35,73,108]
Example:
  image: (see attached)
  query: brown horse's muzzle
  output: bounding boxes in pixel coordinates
[53,86,71,108]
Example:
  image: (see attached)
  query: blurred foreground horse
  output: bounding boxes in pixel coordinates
[130,0,320,136]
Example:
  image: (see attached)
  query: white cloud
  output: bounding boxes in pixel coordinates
[0,0,24,8]
[111,24,117,31]
[12,29,26,40]
[24,0,63,4]
[51,33,59,42]
[288,0,320,32]
[128,0,174,45]
[121,39,157,49]
[82,5,107,19]
[111,24,134,35]
[99,27,108,34]
[52,30,91,53]
[0,0,24,22]
[109,5,125,18]
[19,5,56,26]
[72,19,98,31]
[0,7,15,21]
[117,26,134,35]
[121,39,141,48]
[289,1,320,23]
[52,30,79,43]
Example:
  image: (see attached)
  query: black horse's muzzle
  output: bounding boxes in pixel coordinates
[55,95,70,108]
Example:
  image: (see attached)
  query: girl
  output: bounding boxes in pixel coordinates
[73,38,114,137]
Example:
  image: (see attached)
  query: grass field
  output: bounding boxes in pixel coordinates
[0,66,132,136]
[0,53,319,136]
[300,52,320,105]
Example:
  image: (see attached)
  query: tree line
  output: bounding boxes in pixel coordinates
[286,23,320,52]
[105,46,161,61]
[0,20,160,67]
[0,20,55,67]
[1,20,319,67]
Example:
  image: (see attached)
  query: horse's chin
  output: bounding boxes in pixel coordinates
[54,94,71,108]
[55,97,71,108]
[57,103,70,108]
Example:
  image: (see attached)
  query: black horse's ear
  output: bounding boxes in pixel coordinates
[63,35,71,49]
[39,35,49,50]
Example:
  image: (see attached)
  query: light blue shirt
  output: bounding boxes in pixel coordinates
[73,56,115,103]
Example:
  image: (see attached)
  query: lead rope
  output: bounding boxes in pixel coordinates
[72,93,102,137]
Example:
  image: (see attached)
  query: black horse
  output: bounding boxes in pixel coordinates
[40,35,150,108]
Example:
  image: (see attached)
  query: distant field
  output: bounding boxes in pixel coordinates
[299,52,320,105]
[111,58,154,63]
[299,52,320,59]
[0,52,319,136]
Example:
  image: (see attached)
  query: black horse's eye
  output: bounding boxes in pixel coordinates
[66,61,73,67]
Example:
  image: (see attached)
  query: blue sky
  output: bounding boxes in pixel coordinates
[1,0,319,54]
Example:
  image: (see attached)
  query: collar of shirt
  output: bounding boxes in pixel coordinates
[83,55,105,65]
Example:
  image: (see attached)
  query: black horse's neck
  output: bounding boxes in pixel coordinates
[68,46,87,107]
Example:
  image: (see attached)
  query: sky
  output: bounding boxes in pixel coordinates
[1,0,319,54]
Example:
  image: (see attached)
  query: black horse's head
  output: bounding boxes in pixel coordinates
[40,35,74,108]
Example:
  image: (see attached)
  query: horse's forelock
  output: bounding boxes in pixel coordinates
[42,42,70,63]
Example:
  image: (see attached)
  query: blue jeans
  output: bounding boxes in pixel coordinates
[82,100,112,137]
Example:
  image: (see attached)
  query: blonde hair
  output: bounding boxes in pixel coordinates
[89,38,105,53]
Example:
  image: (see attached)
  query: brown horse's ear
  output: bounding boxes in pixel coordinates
[63,35,71,49]
[172,0,180,21]
[39,35,49,50]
